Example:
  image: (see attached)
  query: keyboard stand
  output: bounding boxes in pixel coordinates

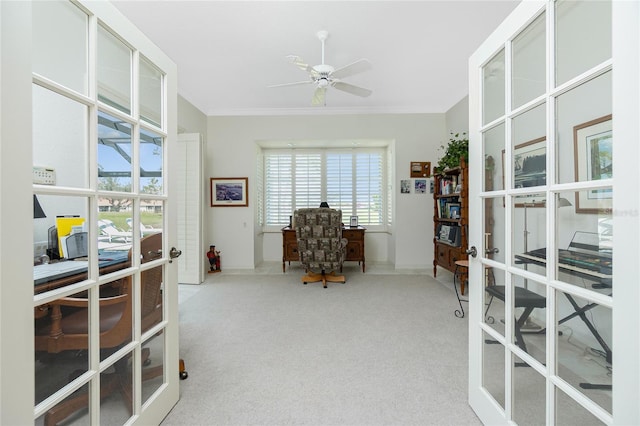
[561,293,612,390]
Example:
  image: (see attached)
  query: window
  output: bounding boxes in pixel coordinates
[262,147,387,227]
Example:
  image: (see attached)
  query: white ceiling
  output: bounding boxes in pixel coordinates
[112,1,520,116]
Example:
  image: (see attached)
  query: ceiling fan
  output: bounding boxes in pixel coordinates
[269,30,372,106]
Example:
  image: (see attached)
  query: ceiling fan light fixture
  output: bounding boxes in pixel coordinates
[269,29,372,105]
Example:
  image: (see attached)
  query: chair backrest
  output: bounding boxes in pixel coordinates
[294,208,345,272]
[140,233,163,331]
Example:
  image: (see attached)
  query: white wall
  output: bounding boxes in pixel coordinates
[178,95,207,136]
[205,113,446,269]
[445,96,469,135]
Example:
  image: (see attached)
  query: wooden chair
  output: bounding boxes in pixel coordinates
[294,208,348,288]
[35,233,164,426]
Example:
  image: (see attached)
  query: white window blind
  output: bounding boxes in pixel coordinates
[294,153,322,209]
[354,152,383,224]
[265,153,292,225]
[263,148,386,227]
[326,153,353,212]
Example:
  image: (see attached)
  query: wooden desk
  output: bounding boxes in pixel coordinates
[281,226,366,273]
[34,250,130,294]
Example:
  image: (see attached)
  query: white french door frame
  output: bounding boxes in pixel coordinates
[0,1,179,423]
[468,1,640,424]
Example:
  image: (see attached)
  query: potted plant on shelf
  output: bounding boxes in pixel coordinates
[434,132,469,173]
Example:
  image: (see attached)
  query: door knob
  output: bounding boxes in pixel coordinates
[485,247,500,254]
[169,247,182,263]
[466,246,478,258]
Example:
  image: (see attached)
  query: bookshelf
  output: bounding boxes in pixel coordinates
[433,158,468,292]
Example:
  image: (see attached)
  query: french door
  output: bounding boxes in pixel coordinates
[468,1,639,424]
[1,1,178,423]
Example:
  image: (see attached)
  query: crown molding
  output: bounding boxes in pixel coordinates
[205,105,443,117]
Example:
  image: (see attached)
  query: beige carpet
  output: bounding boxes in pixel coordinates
[163,263,481,426]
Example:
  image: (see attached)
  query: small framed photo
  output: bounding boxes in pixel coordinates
[210,177,248,207]
[350,216,358,227]
[401,179,411,194]
[415,179,427,194]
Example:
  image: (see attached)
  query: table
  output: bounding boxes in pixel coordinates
[281,226,366,273]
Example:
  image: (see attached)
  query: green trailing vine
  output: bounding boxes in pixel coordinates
[435,132,469,173]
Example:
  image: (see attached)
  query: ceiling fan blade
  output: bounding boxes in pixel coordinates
[268,80,313,88]
[286,55,313,73]
[311,87,326,106]
[331,81,372,97]
[330,59,372,79]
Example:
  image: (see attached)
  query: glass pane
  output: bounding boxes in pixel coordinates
[36,382,91,425]
[141,332,165,406]
[513,354,546,425]
[484,269,505,336]
[137,199,164,239]
[557,386,608,425]
[33,84,89,188]
[512,104,546,189]
[100,280,132,362]
[33,195,90,293]
[140,56,163,127]
[34,292,89,404]
[98,25,131,115]
[512,13,546,109]
[555,0,612,87]
[512,194,546,275]
[484,123,505,191]
[556,289,612,415]
[556,191,612,288]
[140,129,164,195]
[101,354,133,424]
[484,196,505,264]
[483,49,505,125]
[98,111,133,192]
[513,276,547,365]
[141,265,164,330]
[556,72,612,185]
[483,330,505,409]
[98,199,133,259]
[32,0,88,94]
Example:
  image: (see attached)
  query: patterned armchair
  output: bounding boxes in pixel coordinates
[294,208,348,288]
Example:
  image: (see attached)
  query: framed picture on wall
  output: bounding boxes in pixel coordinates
[574,114,612,214]
[502,136,546,207]
[400,179,411,194]
[210,177,248,207]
